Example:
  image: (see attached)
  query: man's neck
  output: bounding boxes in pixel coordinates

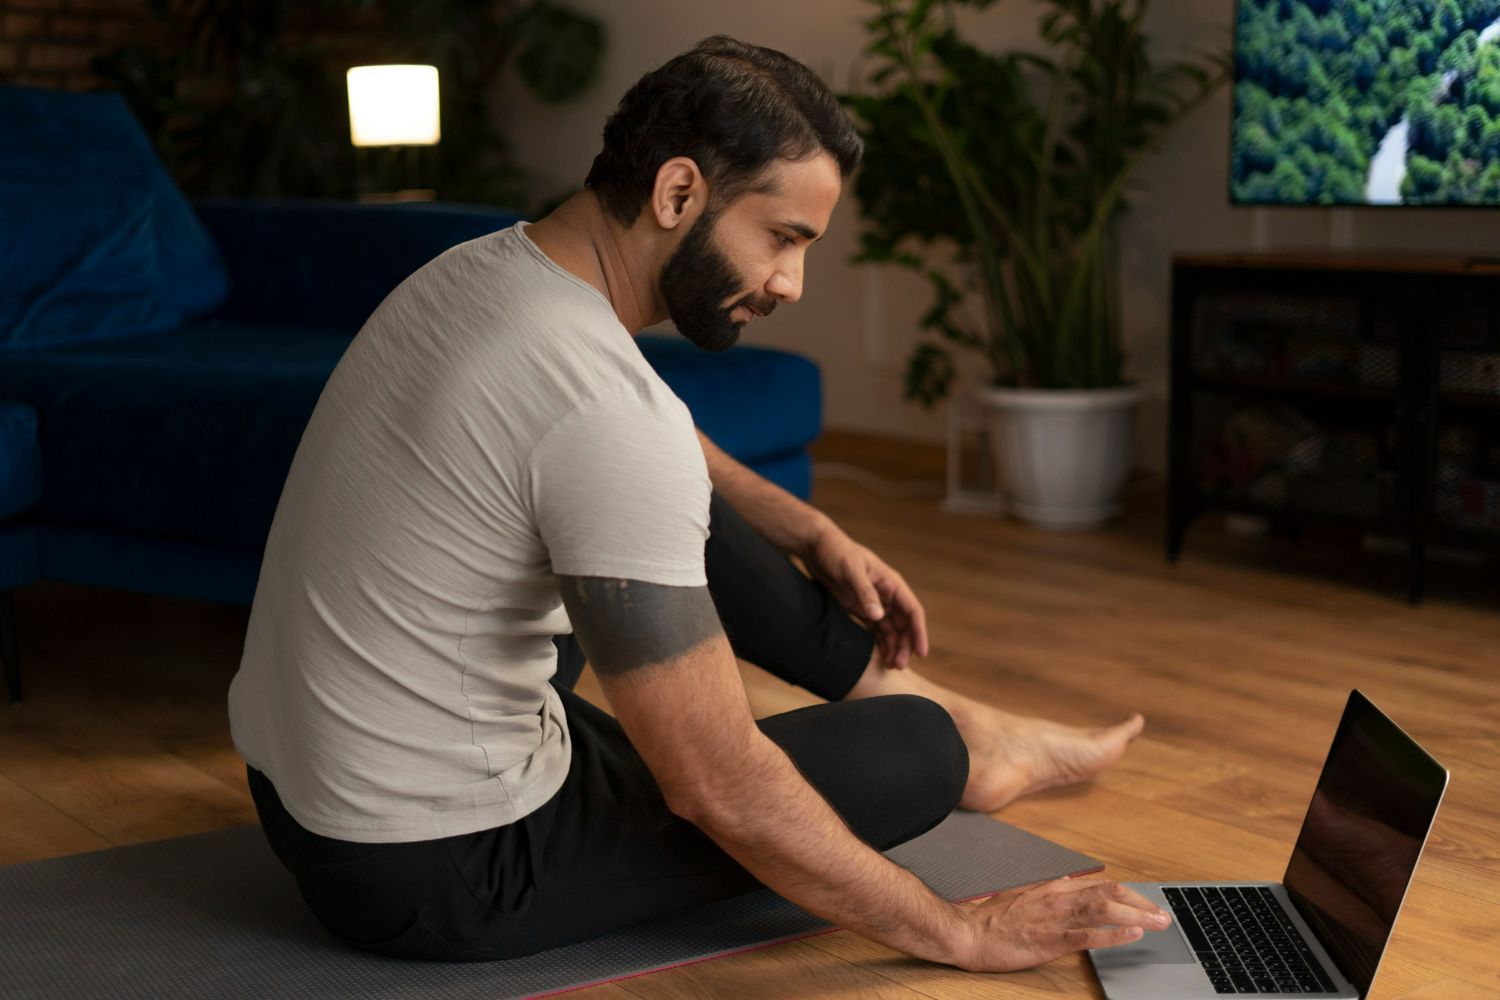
[525,192,666,335]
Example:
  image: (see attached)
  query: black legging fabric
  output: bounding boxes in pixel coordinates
[248,491,968,961]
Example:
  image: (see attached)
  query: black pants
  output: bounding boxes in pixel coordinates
[248,493,968,961]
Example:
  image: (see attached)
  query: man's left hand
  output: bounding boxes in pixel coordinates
[802,524,929,669]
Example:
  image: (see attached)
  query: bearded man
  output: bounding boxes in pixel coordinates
[228,35,1169,972]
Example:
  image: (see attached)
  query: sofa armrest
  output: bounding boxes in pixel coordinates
[0,401,42,522]
[192,199,524,331]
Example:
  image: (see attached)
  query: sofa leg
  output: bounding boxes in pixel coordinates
[0,591,19,704]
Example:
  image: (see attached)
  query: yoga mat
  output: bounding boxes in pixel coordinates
[0,811,1100,999]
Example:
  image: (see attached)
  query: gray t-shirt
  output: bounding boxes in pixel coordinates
[228,223,711,842]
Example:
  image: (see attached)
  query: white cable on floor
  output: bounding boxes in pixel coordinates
[812,461,945,498]
[814,461,1165,502]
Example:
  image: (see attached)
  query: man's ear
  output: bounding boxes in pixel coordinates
[650,157,707,232]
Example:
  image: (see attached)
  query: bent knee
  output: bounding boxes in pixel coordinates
[871,694,969,815]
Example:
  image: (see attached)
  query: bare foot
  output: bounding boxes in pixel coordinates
[847,666,1144,812]
[943,695,1144,812]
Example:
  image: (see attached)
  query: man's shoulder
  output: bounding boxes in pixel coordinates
[368,224,616,355]
[408,223,550,303]
[353,223,686,440]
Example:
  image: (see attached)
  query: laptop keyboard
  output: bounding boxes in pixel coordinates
[1162,886,1338,995]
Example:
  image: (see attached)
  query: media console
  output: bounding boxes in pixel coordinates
[1167,252,1500,603]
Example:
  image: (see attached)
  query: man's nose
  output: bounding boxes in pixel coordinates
[766,262,803,304]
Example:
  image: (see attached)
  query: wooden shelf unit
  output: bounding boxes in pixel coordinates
[1167,252,1500,604]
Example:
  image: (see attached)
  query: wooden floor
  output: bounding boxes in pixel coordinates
[2,431,1497,998]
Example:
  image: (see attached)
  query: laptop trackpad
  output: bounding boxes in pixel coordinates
[1096,925,1196,968]
[1091,886,1196,969]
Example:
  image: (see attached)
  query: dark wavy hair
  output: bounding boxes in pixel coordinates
[585,36,863,226]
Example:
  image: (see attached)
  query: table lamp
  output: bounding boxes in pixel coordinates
[346,64,440,202]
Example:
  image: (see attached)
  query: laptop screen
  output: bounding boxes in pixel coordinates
[1282,690,1448,997]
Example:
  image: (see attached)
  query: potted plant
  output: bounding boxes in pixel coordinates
[844,0,1229,529]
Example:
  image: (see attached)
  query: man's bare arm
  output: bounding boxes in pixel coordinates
[557,574,1169,972]
[694,429,930,666]
[696,430,831,558]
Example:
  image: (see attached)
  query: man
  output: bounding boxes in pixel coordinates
[229,35,1169,972]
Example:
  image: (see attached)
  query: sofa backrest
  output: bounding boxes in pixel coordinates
[193,199,524,331]
[0,85,229,351]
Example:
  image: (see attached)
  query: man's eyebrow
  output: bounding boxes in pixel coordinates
[775,220,823,243]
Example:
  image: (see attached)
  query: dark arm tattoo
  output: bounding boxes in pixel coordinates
[556,575,723,678]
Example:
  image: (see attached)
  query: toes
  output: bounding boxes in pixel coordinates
[1102,714,1145,742]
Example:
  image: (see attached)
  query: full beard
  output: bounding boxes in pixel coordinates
[659,207,773,352]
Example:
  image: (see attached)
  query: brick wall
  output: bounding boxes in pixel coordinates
[0,0,155,91]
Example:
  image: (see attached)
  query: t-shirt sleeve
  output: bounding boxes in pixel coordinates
[527,389,711,586]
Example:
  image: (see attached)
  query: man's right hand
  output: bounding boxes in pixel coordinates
[955,877,1171,972]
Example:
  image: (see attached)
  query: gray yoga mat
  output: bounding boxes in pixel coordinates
[0,811,1100,999]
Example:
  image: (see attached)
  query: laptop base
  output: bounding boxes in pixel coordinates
[1088,883,1358,1000]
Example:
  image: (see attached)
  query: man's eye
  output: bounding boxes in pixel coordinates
[774,233,795,248]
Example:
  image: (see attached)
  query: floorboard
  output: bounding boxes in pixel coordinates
[1,430,1495,998]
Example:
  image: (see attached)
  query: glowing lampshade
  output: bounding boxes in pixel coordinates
[346,65,441,147]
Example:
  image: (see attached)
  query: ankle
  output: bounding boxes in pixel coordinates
[846,654,926,701]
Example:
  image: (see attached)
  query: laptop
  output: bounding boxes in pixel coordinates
[1089,689,1449,999]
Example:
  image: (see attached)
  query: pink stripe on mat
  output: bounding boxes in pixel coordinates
[531,866,1103,999]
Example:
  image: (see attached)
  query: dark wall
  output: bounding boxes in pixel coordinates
[0,0,156,91]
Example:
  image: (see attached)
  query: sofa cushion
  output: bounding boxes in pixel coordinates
[0,179,182,349]
[1,323,353,551]
[0,85,228,347]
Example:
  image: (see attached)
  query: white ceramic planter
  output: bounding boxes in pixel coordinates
[979,384,1144,531]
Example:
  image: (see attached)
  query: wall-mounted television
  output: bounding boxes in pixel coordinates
[1232,0,1500,206]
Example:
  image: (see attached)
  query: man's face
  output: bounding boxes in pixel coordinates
[660,153,841,351]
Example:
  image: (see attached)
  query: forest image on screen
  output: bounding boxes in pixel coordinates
[1234,0,1500,205]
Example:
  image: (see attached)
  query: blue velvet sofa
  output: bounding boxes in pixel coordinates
[0,85,823,702]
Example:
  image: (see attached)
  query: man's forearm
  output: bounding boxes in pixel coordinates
[605,636,972,969]
[696,430,831,557]
[686,731,971,968]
